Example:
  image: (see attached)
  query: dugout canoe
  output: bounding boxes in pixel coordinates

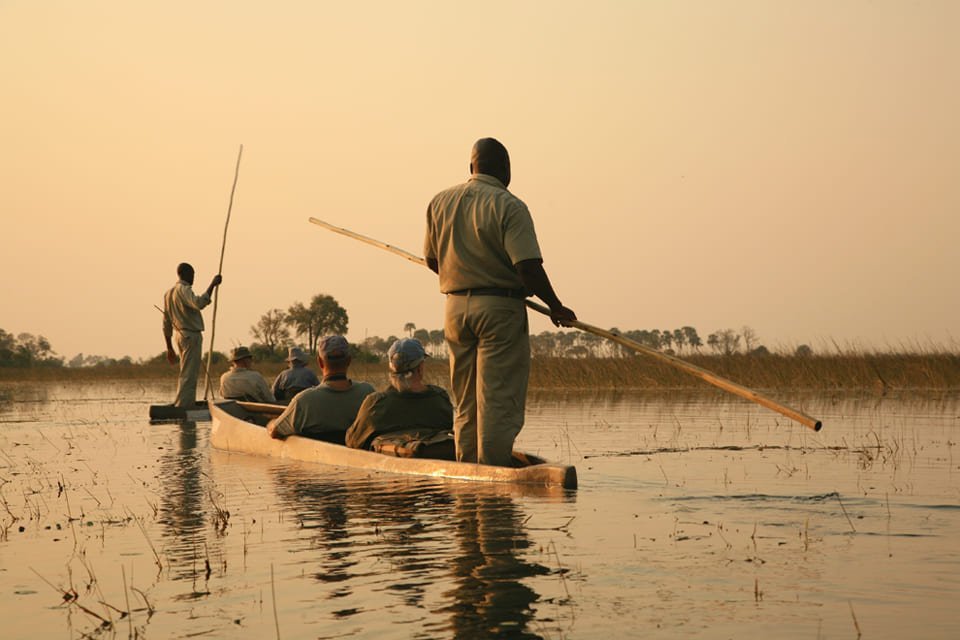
[210,400,578,490]
[149,401,211,422]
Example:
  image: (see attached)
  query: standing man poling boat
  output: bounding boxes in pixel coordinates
[423,138,577,467]
[162,263,222,408]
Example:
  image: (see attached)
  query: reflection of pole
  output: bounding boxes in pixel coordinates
[204,145,243,401]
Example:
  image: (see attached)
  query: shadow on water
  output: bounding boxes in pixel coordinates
[271,466,558,639]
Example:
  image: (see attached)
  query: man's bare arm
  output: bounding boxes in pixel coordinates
[515,259,577,327]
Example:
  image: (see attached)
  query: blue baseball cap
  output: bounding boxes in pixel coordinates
[388,338,426,374]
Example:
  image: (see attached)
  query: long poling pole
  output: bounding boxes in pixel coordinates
[203,144,243,401]
[307,216,822,431]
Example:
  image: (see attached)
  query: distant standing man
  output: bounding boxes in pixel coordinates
[272,346,320,403]
[268,336,375,441]
[162,263,222,408]
[219,346,276,403]
[424,138,577,466]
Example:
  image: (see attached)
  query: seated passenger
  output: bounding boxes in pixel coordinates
[267,335,375,442]
[220,346,276,403]
[272,346,320,403]
[345,338,454,458]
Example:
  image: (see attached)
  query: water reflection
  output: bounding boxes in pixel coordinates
[435,486,550,639]
[156,421,216,587]
[271,467,555,638]
[272,472,359,599]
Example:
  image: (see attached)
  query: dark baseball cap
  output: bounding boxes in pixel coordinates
[318,335,350,360]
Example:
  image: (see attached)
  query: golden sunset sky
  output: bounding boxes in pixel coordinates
[1,1,957,360]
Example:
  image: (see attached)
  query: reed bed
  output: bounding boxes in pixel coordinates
[2,352,960,392]
[527,353,960,392]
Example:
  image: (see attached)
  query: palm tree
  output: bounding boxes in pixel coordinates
[682,326,702,351]
[660,330,673,352]
[672,328,686,354]
[403,322,416,337]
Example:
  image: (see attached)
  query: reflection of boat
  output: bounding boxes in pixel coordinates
[210,400,578,489]
[264,464,553,636]
[149,401,211,422]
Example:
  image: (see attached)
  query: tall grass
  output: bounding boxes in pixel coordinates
[2,352,959,392]
[528,353,960,392]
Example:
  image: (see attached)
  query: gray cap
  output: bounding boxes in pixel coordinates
[286,346,309,363]
[318,335,350,360]
[230,345,253,362]
[388,338,426,374]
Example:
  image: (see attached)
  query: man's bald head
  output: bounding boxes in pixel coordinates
[470,138,511,187]
[176,263,195,284]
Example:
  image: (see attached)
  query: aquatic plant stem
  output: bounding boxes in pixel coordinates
[271,563,281,639]
[837,493,857,533]
[204,144,244,401]
[122,565,133,638]
[849,601,862,638]
[308,216,824,431]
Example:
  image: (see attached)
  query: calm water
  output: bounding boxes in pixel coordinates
[1,380,958,639]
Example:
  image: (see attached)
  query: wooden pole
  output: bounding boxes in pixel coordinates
[203,144,243,401]
[307,216,823,431]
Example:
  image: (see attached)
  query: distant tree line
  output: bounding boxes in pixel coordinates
[342,323,805,361]
[2,302,816,370]
[0,329,63,367]
[526,325,796,358]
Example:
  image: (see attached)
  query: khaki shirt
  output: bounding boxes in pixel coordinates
[163,281,211,337]
[219,368,276,403]
[424,174,542,293]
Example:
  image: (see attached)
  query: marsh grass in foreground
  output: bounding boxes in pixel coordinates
[2,352,960,392]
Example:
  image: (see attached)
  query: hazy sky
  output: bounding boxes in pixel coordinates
[2,1,957,360]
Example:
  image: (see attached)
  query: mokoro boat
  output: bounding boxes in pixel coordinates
[149,401,211,422]
[210,400,578,490]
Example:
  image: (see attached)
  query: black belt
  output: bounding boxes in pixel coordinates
[448,288,527,300]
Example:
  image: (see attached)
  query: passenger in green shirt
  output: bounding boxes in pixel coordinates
[267,336,374,443]
[345,338,453,456]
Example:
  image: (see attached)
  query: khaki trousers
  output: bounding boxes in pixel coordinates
[444,294,529,466]
[174,331,203,408]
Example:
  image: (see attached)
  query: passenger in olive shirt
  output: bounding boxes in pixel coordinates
[345,338,453,452]
[268,336,374,442]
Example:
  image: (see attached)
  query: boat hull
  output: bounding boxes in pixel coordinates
[149,402,211,422]
[210,400,577,489]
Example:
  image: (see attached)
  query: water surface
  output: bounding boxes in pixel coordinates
[1,381,957,638]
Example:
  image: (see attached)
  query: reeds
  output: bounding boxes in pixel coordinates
[4,350,960,392]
